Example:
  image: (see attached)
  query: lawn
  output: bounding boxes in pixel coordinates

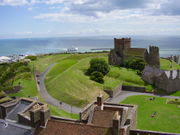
[9,76,38,98]
[121,95,180,133]
[31,53,71,73]
[104,66,146,90]
[171,91,180,97]
[48,104,79,119]
[44,53,154,107]
[160,58,180,70]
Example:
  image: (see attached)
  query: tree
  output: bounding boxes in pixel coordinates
[90,71,104,83]
[25,55,37,61]
[124,58,145,72]
[87,58,110,75]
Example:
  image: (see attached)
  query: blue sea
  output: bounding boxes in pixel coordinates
[0,36,180,57]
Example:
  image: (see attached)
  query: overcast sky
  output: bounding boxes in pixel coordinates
[0,0,180,38]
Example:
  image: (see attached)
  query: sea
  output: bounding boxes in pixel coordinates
[0,35,180,57]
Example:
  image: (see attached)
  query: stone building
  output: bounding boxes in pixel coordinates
[35,96,137,135]
[0,97,50,135]
[108,38,160,68]
[172,55,180,65]
[142,66,180,93]
[0,96,178,135]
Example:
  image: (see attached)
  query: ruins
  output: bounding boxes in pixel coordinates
[109,38,180,93]
[142,66,180,93]
[108,38,160,68]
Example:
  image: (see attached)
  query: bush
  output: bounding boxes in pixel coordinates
[87,58,110,75]
[17,66,31,73]
[124,58,145,72]
[90,71,104,83]
[25,55,37,61]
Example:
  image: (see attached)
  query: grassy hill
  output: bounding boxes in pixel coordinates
[45,53,153,107]
[160,58,180,70]
[121,95,180,133]
[45,53,109,107]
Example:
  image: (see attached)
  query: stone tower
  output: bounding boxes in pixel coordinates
[145,46,160,68]
[109,38,131,65]
[114,38,131,57]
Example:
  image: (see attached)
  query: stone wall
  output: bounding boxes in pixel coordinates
[108,49,123,65]
[122,85,146,92]
[172,55,180,65]
[142,66,180,93]
[80,102,95,121]
[104,85,122,98]
[154,74,180,93]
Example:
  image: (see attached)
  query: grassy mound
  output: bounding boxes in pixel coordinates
[160,58,180,70]
[45,56,107,107]
[104,67,145,90]
[121,95,180,133]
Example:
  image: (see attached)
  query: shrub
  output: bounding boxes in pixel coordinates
[87,58,110,75]
[17,66,31,73]
[25,55,37,61]
[124,58,145,72]
[90,71,104,83]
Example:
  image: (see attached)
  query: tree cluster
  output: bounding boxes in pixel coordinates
[87,58,109,83]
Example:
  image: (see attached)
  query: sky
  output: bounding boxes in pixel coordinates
[0,0,180,38]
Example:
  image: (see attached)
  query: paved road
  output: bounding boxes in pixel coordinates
[108,91,180,104]
[36,64,180,114]
[36,64,82,114]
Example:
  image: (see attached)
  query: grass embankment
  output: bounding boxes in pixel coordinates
[45,53,108,107]
[36,54,180,108]
[31,53,71,73]
[45,53,155,107]
[48,104,79,119]
[104,66,153,91]
[121,95,180,133]
[160,58,180,70]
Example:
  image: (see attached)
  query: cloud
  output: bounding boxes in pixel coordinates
[156,0,180,16]
[0,0,28,6]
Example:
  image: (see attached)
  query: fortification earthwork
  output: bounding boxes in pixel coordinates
[109,38,180,93]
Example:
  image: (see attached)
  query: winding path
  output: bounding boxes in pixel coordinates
[108,91,180,104]
[36,64,82,114]
[36,64,180,114]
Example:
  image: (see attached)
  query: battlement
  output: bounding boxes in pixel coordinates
[145,46,160,68]
[149,46,159,54]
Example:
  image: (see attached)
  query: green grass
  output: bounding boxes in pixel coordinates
[48,104,79,119]
[121,95,180,133]
[160,58,180,70]
[31,53,71,73]
[46,59,77,83]
[104,67,145,90]
[9,76,38,98]
[0,96,12,103]
[45,56,107,107]
[0,91,6,98]
[171,91,180,97]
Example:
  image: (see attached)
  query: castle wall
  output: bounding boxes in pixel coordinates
[155,77,180,93]
[109,49,123,65]
[145,46,160,68]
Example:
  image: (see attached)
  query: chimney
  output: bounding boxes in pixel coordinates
[97,96,103,110]
[112,118,120,135]
[40,108,50,127]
